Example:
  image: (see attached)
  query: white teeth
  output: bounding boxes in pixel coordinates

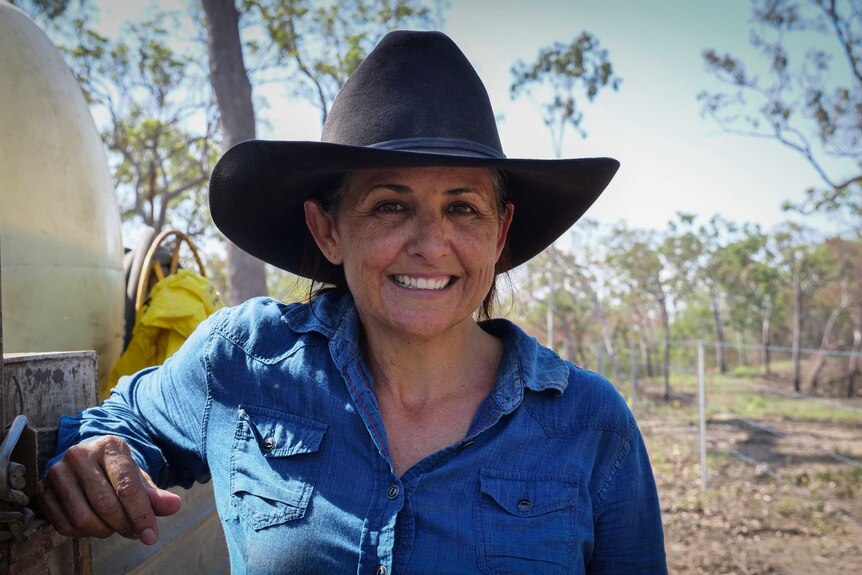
[393,275,450,290]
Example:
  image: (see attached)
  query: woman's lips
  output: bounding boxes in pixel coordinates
[390,274,455,290]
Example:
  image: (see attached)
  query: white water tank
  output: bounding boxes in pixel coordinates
[0,1,124,391]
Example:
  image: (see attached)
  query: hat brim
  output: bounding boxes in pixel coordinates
[209,140,619,283]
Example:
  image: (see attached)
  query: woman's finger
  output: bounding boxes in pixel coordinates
[44,460,114,538]
[64,441,136,538]
[99,438,160,545]
[38,480,86,538]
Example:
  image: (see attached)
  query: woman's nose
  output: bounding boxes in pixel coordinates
[408,211,449,260]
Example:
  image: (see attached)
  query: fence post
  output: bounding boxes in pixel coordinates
[698,341,708,490]
[630,341,638,416]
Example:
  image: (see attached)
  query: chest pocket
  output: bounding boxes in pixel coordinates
[476,468,578,574]
[231,405,328,530]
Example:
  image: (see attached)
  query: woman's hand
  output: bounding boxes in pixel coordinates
[38,435,183,545]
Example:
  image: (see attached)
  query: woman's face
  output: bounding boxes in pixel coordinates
[305,166,513,340]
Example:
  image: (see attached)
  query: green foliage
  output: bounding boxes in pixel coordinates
[61,12,220,240]
[510,32,621,156]
[699,0,862,234]
[8,0,73,20]
[242,0,436,126]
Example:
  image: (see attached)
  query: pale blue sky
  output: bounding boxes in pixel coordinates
[94,0,849,236]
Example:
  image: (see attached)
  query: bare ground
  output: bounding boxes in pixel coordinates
[636,394,862,575]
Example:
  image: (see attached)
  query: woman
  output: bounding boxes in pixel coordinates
[40,31,667,574]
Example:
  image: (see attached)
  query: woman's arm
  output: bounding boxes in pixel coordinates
[589,426,668,574]
[39,311,219,545]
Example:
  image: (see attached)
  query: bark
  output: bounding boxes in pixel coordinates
[574,325,588,368]
[639,337,653,378]
[806,290,849,392]
[659,293,671,400]
[708,283,727,373]
[792,270,803,393]
[848,327,861,398]
[594,293,619,380]
[760,299,773,374]
[546,247,557,350]
[201,0,267,304]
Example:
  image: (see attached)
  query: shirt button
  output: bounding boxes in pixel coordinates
[262,436,275,452]
[375,565,387,575]
[387,484,400,499]
[517,498,532,512]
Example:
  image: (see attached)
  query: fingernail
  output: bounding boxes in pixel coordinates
[141,528,157,545]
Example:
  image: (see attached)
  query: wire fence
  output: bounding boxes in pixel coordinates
[601,340,862,501]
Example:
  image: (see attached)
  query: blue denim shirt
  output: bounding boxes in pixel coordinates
[52,292,666,574]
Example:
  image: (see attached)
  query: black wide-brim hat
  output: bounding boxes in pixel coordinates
[210,30,619,284]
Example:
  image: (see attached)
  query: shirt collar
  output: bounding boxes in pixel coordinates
[480,319,570,412]
[282,291,570,406]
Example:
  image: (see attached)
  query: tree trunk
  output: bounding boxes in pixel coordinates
[709,283,727,373]
[807,293,848,392]
[575,326,588,369]
[639,337,653,378]
[594,292,616,378]
[848,327,861,398]
[546,247,557,350]
[792,271,803,393]
[761,299,773,375]
[201,0,267,305]
[659,294,671,400]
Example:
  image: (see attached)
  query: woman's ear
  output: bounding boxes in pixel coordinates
[304,200,343,265]
[496,202,514,259]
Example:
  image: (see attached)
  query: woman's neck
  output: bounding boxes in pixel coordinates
[361,319,502,411]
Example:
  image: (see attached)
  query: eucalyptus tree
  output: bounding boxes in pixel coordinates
[699,0,862,235]
[830,239,862,396]
[64,13,220,239]
[510,33,620,348]
[241,0,436,127]
[717,225,783,374]
[606,225,675,399]
[201,0,268,304]
[510,32,621,156]
[805,237,862,393]
[773,222,831,392]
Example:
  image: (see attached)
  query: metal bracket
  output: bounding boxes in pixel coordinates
[0,415,37,542]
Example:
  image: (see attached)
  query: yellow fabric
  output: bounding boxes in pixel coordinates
[105,269,223,400]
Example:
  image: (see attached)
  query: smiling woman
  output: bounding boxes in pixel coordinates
[304,167,512,343]
[40,31,667,574]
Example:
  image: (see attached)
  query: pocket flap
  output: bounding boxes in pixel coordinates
[479,468,578,517]
[238,405,327,458]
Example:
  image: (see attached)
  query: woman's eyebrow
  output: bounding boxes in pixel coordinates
[369,183,412,194]
[364,183,483,198]
[444,187,479,196]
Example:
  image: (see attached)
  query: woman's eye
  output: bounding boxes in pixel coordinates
[448,202,476,215]
[374,201,404,213]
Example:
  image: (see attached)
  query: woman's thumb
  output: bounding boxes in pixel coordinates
[149,487,183,516]
[140,470,183,516]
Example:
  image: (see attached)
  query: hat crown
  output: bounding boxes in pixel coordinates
[322,31,504,157]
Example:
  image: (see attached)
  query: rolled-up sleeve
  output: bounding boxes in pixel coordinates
[45,311,219,489]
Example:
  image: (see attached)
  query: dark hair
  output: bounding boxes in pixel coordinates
[302,168,511,320]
